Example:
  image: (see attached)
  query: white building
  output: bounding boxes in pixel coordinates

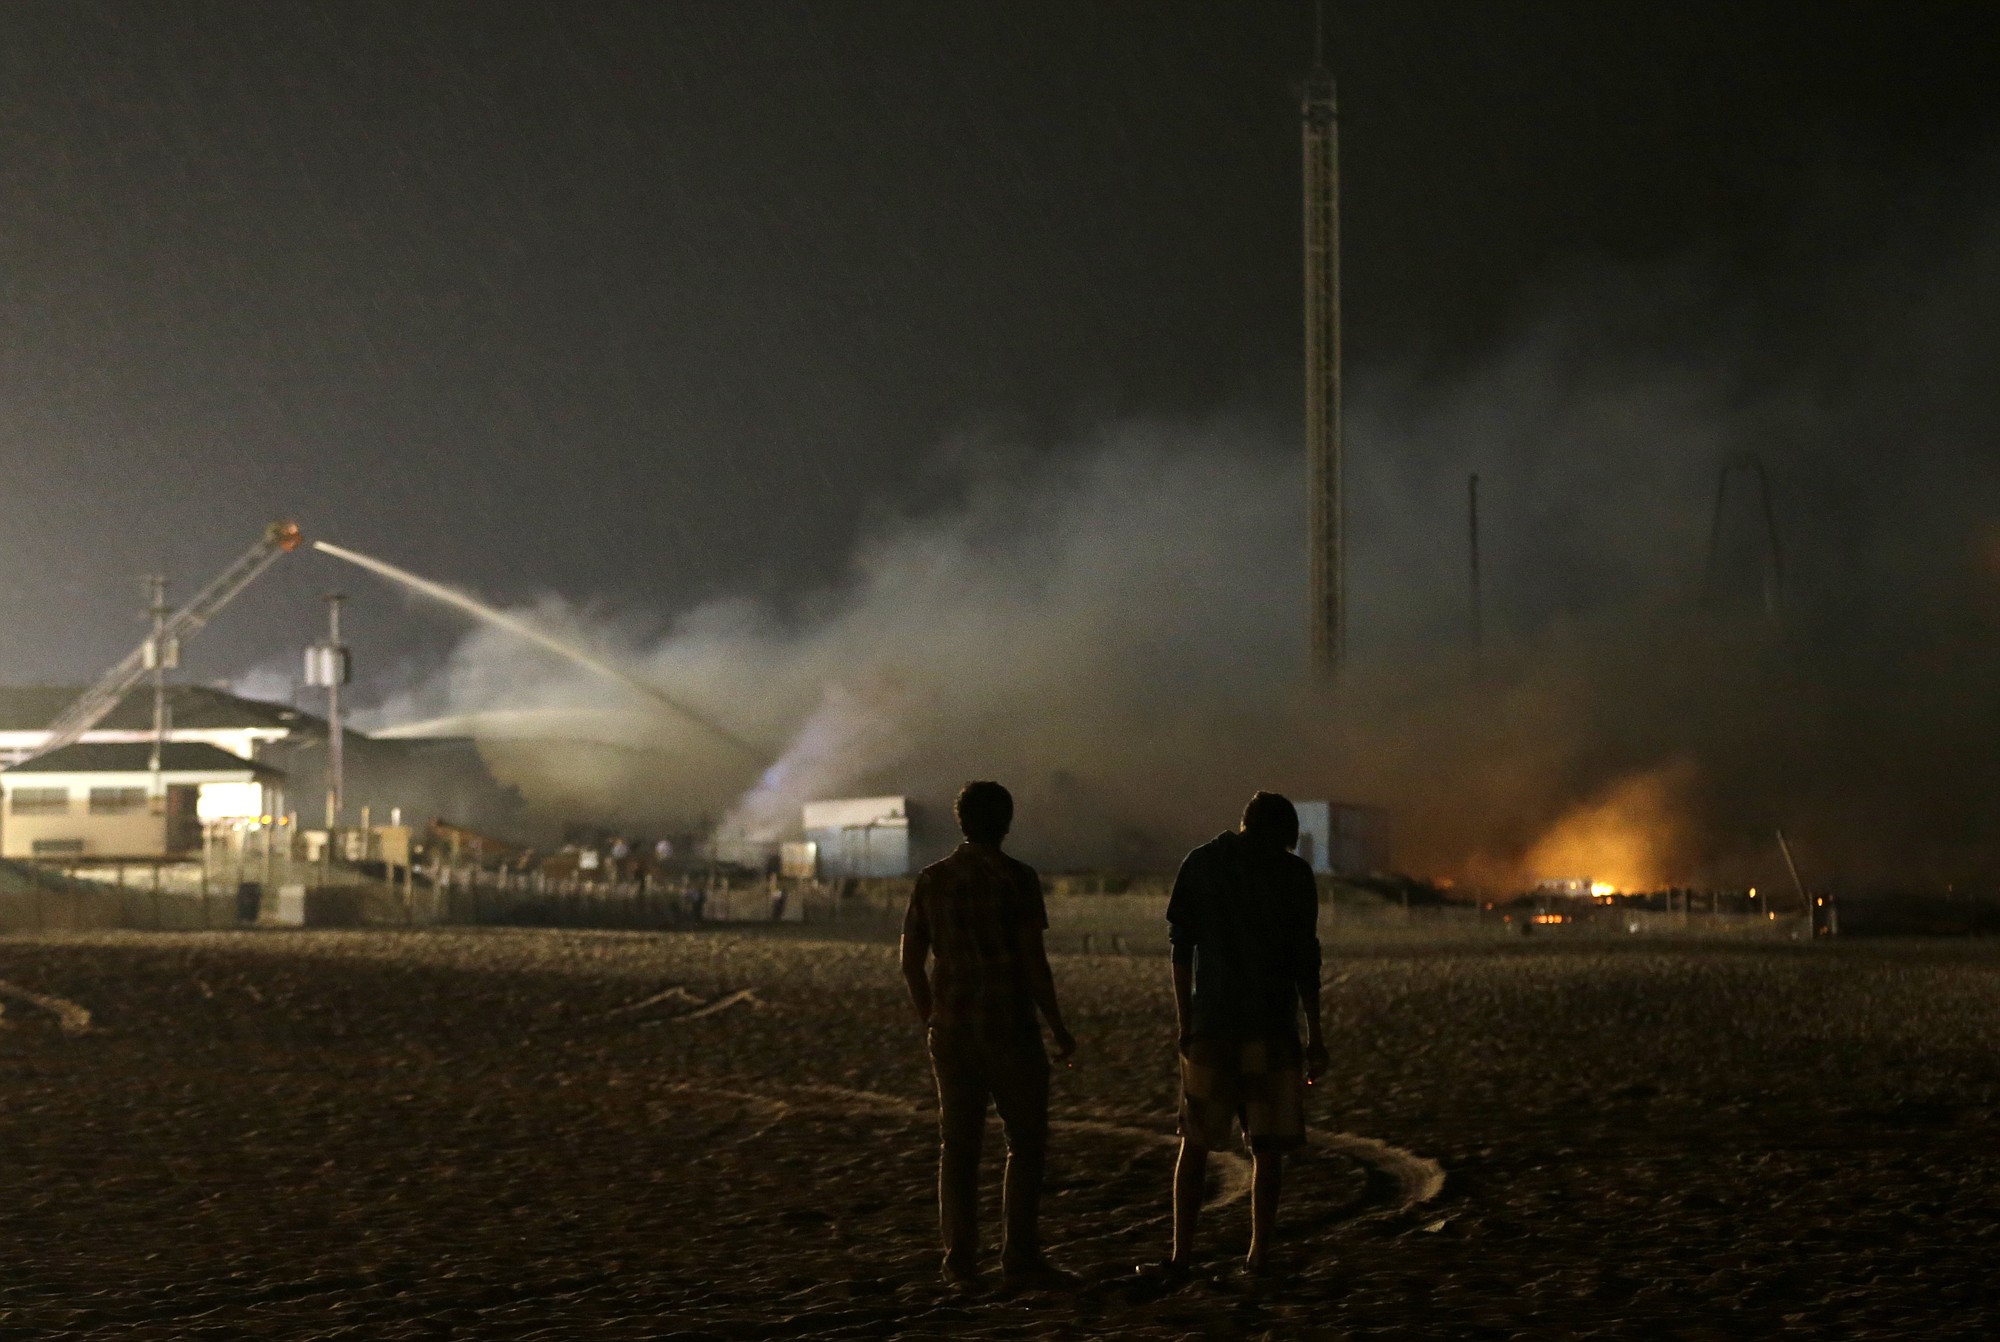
[0,742,283,861]
[802,795,913,879]
[0,685,522,839]
[1295,800,1391,876]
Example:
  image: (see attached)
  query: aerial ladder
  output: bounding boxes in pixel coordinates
[17,521,304,765]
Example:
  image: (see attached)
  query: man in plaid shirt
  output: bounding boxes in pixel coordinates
[900,781,1077,1291]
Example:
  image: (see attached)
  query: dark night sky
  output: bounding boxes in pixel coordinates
[2,1,1996,702]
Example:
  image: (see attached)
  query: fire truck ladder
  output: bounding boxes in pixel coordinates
[21,521,304,764]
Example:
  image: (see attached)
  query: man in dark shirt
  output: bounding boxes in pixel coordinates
[1156,790,1326,1277]
[900,780,1077,1291]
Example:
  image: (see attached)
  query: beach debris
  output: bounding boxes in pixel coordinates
[0,980,95,1036]
[617,986,770,1026]
[672,988,767,1022]
[595,985,706,1020]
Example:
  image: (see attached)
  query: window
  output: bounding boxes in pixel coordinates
[89,787,149,816]
[10,788,69,816]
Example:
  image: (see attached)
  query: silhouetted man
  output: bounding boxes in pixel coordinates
[900,780,1077,1291]
[1153,790,1327,1279]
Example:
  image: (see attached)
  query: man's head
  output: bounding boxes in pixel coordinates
[955,780,1013,846]
[1239,790,1299,852]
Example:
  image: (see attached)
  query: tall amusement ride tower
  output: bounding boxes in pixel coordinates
[1303,23,1344,679]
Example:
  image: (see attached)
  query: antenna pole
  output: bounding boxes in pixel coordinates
[1702,454,1783,622]
[1750,456,1784,621]
[1303,7,1343,679]
[1468,474,1483,650]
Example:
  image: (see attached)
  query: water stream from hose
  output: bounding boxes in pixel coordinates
[312,539,765,761]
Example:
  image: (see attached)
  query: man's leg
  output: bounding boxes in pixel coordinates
[1170,1138,1208,1266]
[989,1036,1052,1273]
[929,1032,989,1281]
[1238,1038,1306,1272]
[1247,1143,1284,1268]
[1172,1037,1247,1269]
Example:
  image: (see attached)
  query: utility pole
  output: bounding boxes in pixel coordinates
[142,575,177,774]
[1468,473,1483,651]
[304,594,351,830]
[1303,3,1344,680]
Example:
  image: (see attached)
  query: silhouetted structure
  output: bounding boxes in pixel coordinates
[1304,16,1344,679]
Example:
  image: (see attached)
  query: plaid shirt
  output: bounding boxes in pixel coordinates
[902,842,1049,1036]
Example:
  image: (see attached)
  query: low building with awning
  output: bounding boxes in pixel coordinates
[0,743,283,861]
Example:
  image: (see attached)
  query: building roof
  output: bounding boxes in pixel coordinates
[803,796,909,829]
[0,685,317,734]
[3,742,284,778]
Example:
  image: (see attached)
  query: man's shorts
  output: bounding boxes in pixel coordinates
[1177,1035,1307,1152]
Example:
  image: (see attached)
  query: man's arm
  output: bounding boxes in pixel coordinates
[1170,947,1195,1054]
[1166,853,1201,1055]
[1297,875,1328,1082]
[1021,922,1076,1062]
[898,886,933,1027]
[1300,972,1327,1082]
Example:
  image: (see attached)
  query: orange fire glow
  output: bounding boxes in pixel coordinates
[1522,762,1694,893]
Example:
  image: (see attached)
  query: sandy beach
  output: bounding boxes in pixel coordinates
[2,926,1997,1339]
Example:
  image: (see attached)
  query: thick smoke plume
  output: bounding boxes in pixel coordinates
[368,194,2000,891]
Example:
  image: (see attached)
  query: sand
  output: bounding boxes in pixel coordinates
[1,926,1997,1339]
